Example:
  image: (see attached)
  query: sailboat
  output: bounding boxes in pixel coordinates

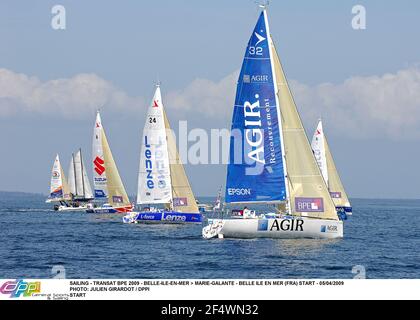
[60,148,95,212]
[122,85,202,224]
[202,7,343,239]
[311,120,352,216]
[87,111,133,213]
[46,154,71,211]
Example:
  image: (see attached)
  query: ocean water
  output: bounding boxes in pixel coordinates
[0,193,419,279]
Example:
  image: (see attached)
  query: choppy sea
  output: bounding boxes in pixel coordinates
[0,192,418,279]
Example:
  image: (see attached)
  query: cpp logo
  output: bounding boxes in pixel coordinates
[0,280,41,298]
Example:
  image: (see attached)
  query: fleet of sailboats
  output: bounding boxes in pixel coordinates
[45,5,351,239]
[46,153,91,212]
[122,85,202,224]
[202,7,344,239]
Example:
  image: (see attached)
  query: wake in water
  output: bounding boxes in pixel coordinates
[0,208,53,213]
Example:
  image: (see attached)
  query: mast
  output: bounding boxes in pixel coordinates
[264,7,291,215]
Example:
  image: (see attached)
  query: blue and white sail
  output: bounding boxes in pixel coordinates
[225,11,287,204]
[137,86,172,205]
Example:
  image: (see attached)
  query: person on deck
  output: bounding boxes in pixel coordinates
[243,206,252,219]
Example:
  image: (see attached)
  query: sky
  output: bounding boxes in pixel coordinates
[0,0,419,199]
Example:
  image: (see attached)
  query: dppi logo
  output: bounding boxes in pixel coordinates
[52,171,60,178]
[0,280,41,298]
[94,156,105,175]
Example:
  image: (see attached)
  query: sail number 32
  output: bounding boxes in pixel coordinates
[248,46,263,56]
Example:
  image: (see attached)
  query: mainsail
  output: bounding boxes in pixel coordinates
[312,120,351,209]
[311,120,328,186]
[49,154,70,201]
[137,85,199,213]
[92,111,108,199]
[137,87,172,205]
[68,149,93,200]
[271,40,338,220]
[225,11,288,204]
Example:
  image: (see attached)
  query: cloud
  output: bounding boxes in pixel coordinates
[0,68,143,118]
[166,66,420,140]
[291,67,420,140]
[1,66,420,139]
[165,71,238,118]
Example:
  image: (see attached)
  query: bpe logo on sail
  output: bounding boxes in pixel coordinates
[0,280,41,298]
[295,198,324,212]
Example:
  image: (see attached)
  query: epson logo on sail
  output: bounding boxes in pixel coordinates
[228,188,251,196]
[244,94,265,167]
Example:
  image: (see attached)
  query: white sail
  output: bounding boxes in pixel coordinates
[137,86,172,205]
[49,154,70,201]
[69,150,93,199]
[311,121,351,209]
[79,149,94,200]
[164,108,199,213]
[69,149,93,199]
[311,120,329,186]
[68,153,76,197]
[101,127,131,207]
[324,133,351,209]
[271,42,338,221]
[92,111,108,199]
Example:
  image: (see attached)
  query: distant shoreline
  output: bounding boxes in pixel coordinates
[0,191,419,201]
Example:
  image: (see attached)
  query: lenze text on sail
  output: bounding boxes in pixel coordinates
[144,135,166,191]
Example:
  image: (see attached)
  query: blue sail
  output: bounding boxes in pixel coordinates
[225,11,287,203]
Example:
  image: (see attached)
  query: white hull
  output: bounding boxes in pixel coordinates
[57,205,88,212]
[203,217,343,239]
